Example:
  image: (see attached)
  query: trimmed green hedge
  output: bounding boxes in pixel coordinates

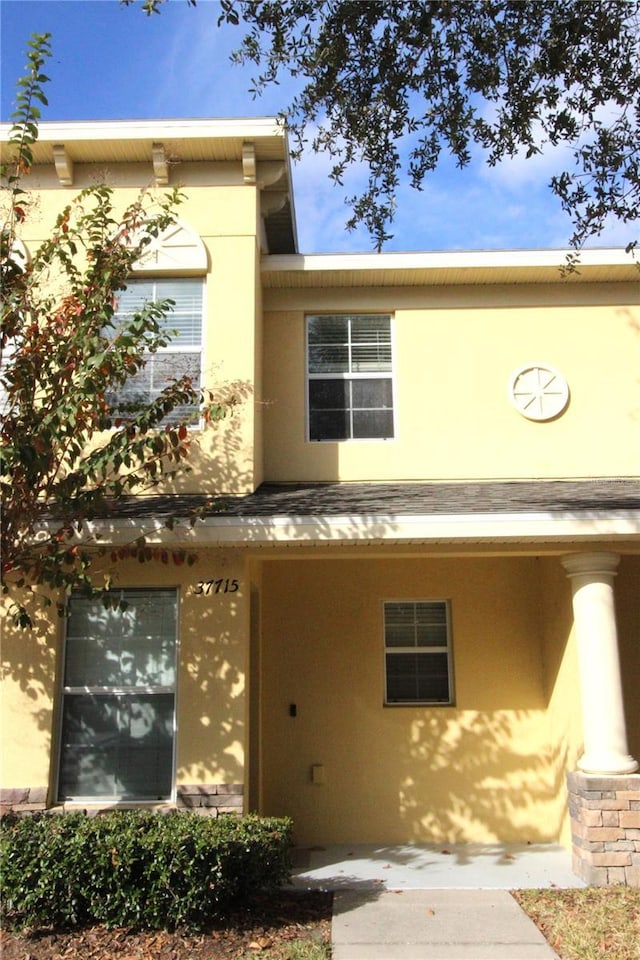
[0,811,292,931]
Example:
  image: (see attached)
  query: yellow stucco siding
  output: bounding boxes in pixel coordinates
[167,232,261,495]
[21,167,258,239]
[258,555,569,845]
[174,552,248,786]
[616,556,640,764]
[537,557,583,847]
[262,291,640,482]
[0,595,60,794]
[0,553,250,801]
[16,175,263,494]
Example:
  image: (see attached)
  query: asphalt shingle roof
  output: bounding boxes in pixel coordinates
[105,479,640,521]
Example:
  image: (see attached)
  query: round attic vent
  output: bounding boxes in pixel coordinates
[508,363,569,421]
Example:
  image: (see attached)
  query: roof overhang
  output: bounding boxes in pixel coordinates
[262,248,639,287]
[0,117,298,254]
[74,508,640,551]
[0,117,290,165]
[35,480,640,551]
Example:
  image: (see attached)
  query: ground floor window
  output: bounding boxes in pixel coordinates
[384,600,453,704]
[57,589,177,801]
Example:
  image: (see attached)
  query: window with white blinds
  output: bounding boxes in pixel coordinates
[109,278,203,424]
[307,314,394,440]
[384,600,454,704]
[57,589,177,802]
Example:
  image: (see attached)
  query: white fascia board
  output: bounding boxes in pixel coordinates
[263,248,633,273]
[77,510,640,546]
[0,117,286,144]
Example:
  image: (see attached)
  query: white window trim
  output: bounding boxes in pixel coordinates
[55,587,180,805]
[305,313,397,443]
[383,598,455,706]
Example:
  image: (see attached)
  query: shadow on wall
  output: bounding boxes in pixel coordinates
[0,599,60,768]
[258,554,578,846]
[1,393,254,798]
[158,377,255,496]
[616,555,640,762]
[174,571,246,790]
[395,709,563,844]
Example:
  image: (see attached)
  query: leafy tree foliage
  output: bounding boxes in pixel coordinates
[128,0,640,250]
[1,36,228,627]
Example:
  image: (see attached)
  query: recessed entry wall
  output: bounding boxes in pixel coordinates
[258,554,576,846]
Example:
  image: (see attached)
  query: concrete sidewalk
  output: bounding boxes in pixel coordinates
[292,843,580,959]
[331,888,560,959]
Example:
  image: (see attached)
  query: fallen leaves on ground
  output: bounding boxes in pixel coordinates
[0,890,332,960]
[513,887,640,960]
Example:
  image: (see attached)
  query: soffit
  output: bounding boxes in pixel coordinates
[0,118,289,166]
[0,118,298,254]
[261,251,639,287]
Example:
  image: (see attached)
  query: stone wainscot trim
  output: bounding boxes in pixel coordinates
[568,771,640,886]
[176,783,244,816]
[0,784,244,818]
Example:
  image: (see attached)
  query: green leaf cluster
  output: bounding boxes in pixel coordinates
[144,0,640,251]
[1,36,232,627]
[0,810,292,932]
[0,34,51,219]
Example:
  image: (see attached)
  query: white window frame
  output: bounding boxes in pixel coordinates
[109,277,205,425]
[383,599,454,706]
[306,313,396,442]
[56,588,179,804]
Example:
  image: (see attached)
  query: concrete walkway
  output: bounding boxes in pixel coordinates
[331,888,560,959]
[291,843,583,959]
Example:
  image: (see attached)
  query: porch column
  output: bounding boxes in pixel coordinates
[562,552,638,776]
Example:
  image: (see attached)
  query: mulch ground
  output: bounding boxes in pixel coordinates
[0,890,333,960]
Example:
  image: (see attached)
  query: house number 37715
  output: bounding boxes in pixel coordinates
[193,578,239,596]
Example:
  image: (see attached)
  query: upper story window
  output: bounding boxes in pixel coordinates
[110,278,204,424]
[307,314,394,441]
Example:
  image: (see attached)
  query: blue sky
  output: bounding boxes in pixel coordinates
[0,0,632,254]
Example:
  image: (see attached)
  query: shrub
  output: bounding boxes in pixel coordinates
[0,810,292,931]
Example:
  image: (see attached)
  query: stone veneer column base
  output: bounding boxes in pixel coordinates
[568,771,640,886]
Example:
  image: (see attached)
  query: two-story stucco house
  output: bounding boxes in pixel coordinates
[1,118,639,886]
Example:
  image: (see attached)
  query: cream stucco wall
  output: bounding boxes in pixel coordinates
[14,167,263,495]
[257,554,574,846]
[262,286,640,482]
[537,557,583,847]
[616,555,640,764]
[0,552,250,800]
[0,593,60,795]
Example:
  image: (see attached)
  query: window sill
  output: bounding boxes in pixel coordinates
[384,701,456,708]
[307,436,397,443]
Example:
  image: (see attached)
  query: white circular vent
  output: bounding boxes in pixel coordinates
[509,364,569,421]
